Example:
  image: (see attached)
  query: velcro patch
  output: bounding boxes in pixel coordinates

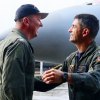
[96,56,100,63]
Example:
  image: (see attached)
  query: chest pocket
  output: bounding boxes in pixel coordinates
[68,54,94,73]
[67,47,100,73]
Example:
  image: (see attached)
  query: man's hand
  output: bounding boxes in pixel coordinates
[42,69,64,84]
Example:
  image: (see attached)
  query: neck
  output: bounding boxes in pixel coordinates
[75,40,93,53]
[15,22,30,40]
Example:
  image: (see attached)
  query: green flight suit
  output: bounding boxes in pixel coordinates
[34,41,100,100]
[0,29,35,100]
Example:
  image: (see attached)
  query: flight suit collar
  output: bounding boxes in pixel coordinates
[71,41,97,72]
[76,41,97,60]
[12,28,28,40]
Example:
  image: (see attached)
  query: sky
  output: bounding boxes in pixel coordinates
[0,0,96,34]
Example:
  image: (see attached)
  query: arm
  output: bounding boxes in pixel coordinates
[2,41,28,100]
[70,53,100,93]
[34,63,67,92]
[42,51,100,93]
[34,76,61,92]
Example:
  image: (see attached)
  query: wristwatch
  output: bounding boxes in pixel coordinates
[62,72,68,82]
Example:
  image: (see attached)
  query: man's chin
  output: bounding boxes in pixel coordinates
[69,39,73,42]
[69,39,76,43]
[29,34,37,40]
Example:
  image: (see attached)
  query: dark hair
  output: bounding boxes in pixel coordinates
[74,14,99,39]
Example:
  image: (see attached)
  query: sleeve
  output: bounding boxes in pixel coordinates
[34,52,76,92]
[2,41,29,100]
[34,76,61,92]
[71,51,100,93]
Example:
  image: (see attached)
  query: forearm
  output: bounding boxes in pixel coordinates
[34,77,61,92]
[68,70,100,93]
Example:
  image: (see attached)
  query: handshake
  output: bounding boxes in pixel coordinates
[42,68,68,84]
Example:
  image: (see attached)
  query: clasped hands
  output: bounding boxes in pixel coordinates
[42,68,64,84]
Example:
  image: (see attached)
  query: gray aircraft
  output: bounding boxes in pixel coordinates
[0,3,100,64]
[31,3,100,64]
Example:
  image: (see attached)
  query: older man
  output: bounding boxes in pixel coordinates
[0,4,48,100]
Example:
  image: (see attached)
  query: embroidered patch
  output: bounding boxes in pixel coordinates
[96,56,100,63]
[77,65,86,73]
[68,65,74,72]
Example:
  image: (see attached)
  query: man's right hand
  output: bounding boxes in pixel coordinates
[42,69,64,84]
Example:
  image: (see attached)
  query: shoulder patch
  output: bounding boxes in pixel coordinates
[96,56,100,63]
[68,65,75,72]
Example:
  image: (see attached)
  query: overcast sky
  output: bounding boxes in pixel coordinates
[0,0,96,34]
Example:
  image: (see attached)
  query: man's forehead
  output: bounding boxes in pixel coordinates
[72,19,80,26]
[73,19,80,23]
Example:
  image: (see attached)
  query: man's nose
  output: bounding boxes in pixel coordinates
[68,27,72,33]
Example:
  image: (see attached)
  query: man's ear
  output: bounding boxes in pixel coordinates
[82,28,90,37]
[22,17,30,26]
